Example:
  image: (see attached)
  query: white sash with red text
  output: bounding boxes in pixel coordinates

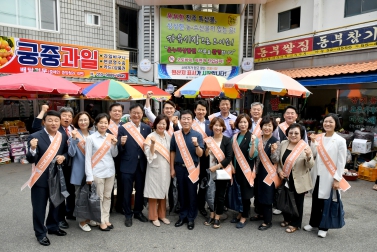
[316,134,351,191]
[232,134,255,187]
[174,131,200,183]
[258,139,281,188]
[21,131,63,190]
[123,122,145,150]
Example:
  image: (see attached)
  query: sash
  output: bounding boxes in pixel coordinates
[204,137,233,181]
[258,139,281,188]
[208,113,216,122]
[278,122,289,136]
[232,134,255,187]
[282,140,307,177]
[174,131,200,183]
[144,135,170,164]
[167,123,174,137]
[252,118,262,138]
[75,131,86,155]
[192,120,208,139]
[91,134,114,168]
[123,122,145,150]
[315,134,351,192]
[21,131,63,190]
[108,120,119,137]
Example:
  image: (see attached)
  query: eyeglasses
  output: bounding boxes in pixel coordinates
[181,117,192,121]
[288,132,300,136]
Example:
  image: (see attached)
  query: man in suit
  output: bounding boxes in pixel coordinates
[26,110,68,246]
[118,103,152,227]
[32,105,75,229]
[250,102,264,134]
[106,103,125,214]
[193,100,213,217]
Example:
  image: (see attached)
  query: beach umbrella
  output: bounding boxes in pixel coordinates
[82,79,144,100]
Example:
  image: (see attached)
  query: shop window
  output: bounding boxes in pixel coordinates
[85,12,101,26]
[278,7,300,32]
[345,0,377,17]
[119,7,138,49]
[0,0,58,31]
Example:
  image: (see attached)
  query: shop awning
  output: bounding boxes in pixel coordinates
[297,73,377,87]
[131,85,172,100]
[135,0,268,5]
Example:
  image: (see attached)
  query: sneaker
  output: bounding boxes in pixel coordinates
[88,220,99,227]
[273,209,282,215]
[318,230,327,238]
[303,224,315,231]
[79,223,91,232]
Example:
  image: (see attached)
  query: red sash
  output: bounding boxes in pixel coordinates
[108,120,119,137]
[91,134,114,168]
[123,122,145,150]
[21,131,63,190]
[192,120,208,139]
[278,122,289,136]
[144,135,170,164]
[204,137,233,181]
[232,134,255,187]
[315,134,351,191]
[258,139,281,188]
[282,140,307,177]
[174,131,200,183]
[252,118,262,138]
[75,131,86,155]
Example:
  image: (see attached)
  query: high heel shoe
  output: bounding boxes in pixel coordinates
[203,217,214,226]
[213,219,220,229]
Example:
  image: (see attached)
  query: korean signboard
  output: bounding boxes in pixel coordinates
[255,24,377,62]
[160,8,240,66]
[158,64,239,80]
[0,36,129,80]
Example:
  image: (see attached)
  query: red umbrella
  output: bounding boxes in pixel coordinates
[0,72,81,95]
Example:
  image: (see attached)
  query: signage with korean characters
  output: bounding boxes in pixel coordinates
[158,64,239,80]
[254,24,377,63]
[0,36,129,80]
[338,89,377,131]
[160,8,240,66]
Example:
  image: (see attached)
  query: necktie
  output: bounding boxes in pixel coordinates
[65,127,70,137]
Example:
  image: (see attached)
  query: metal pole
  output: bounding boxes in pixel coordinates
[149,6,152,61]
[245,4,249,58]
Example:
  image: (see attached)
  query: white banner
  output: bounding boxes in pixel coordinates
[158,64,239,80]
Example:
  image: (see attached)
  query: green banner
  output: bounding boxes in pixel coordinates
[160,8,240,66]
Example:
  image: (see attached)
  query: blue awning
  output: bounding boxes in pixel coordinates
[298,73,377,86]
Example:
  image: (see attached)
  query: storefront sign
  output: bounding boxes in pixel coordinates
[139,58,152,72]
[160,8,240,66]
[241,58,253,72]
[158,64,239,80]
[0,36,129,80]
[255,24,377,63]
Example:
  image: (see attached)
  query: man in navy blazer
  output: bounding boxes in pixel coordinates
[26,110,68,246]
[117,104,151,227]
[193,100,213,217]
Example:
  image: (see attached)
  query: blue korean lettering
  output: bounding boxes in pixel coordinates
[17,41,39,66]
[40,44,60,67]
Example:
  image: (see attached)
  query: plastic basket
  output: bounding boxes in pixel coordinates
[358,165,377,182]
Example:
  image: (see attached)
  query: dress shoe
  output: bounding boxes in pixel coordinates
[48,229,67,236]
[125,218,133,227]
[66,216,76,221]
[258,223,272,231]
[37,237,50,246]
[152,220,161,227]
[59,220,69,229]
[236,221,247,229]
[230,217,240,223]
[174,218,187,227]
[99,225,111,231]
[79,223,91,232]
[134,213,148,222]
[107,224,114,229]
[199,208,207,217]
[187,221,195,230]
[159,218,170,225]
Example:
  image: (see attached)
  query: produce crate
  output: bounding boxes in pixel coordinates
[358,165,377,182]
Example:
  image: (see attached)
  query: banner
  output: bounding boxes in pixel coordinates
[254,24,377,63]
[0,36,129,80]
[160,8,240,66]
[158,64,239,80]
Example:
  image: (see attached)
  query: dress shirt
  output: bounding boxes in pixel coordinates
[250,118,260,133]
[170,128,204,165]
[144,106,182,129]
[195,117,206,133]
[210,112,239,138]
[85,131,118,181]
[130,121,141,133]
[30,128,55,156]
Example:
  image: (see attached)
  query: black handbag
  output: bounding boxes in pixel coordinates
[48,160,69,208]
[73,183,101,223]
[227,175,243,212]
[319,189,345,229]
[276,180,299,217]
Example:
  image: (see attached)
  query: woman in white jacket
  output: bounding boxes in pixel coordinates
[304,113,347,238]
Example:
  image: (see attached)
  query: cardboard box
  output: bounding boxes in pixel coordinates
[352,139,372,154]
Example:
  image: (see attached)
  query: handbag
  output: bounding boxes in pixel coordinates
[73,183,101,223]
[319,189,345,229]
[48,159,70,208]
[215,168,231,180]
[276,180,299,217]
[227,175,243,212]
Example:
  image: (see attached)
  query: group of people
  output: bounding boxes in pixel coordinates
[25,94,348,246]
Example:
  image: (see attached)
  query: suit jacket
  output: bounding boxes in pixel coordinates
[310,133,347,199]
[278,140,314,194]
[106,121,124,135]
[32,117,71,138]
[26,129,68,188]
[199,119,213,170]
[205,135,233,168]
[117,122,151,174]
